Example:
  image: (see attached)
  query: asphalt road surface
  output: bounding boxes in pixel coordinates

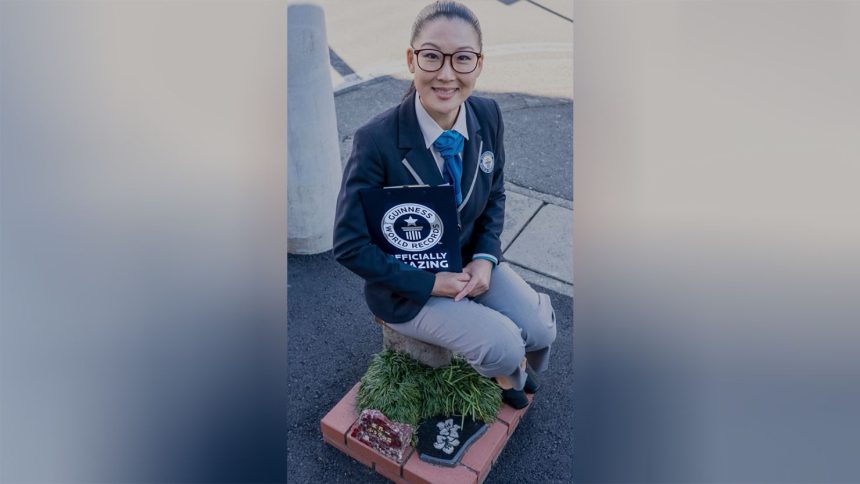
[287,252,573,483]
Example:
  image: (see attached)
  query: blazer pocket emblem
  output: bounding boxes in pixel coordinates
[479,151,494,173]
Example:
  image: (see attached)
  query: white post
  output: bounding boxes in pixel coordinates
[287,3,342,254]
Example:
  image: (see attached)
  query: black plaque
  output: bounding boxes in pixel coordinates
[415,415,487,467]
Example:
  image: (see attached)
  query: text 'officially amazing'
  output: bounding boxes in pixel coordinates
[393,252,449,269]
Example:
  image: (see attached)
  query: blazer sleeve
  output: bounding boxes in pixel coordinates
[332,126,436,304]
[470,100,506,261]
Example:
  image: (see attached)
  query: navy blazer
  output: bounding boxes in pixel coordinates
[333,92,506,323]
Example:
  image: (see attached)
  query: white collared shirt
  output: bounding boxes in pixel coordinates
[414,94,498,267]
[414,93,468,175]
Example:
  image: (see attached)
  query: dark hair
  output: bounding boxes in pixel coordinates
[404,1,483,100]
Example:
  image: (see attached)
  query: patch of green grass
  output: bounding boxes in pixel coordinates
[356,350,502,428]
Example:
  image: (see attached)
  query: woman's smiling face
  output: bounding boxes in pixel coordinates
[407,17,483,129]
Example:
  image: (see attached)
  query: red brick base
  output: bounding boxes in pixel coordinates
[320,382,533,484]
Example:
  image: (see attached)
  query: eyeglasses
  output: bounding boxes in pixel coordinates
[412,48,482,74]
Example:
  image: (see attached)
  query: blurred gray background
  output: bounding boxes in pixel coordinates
[575,1,860,482]
[1,2,286,482]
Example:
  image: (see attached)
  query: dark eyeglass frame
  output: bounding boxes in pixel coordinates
[412,48,483,74]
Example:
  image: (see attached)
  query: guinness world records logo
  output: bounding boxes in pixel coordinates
[381,203,444,252]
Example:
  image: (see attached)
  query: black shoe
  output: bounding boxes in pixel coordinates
[523,368,540,394]
[501,388,529,409]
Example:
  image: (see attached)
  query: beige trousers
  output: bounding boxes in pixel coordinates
[386,263,557,391]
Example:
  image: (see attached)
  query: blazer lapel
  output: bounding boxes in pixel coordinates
[398,93,445,186]
[459,101,483,211]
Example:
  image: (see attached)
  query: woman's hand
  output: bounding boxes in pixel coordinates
[454,259,494,302]
[432,271,472,298]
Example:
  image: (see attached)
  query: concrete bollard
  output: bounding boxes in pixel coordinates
[287,3,342,254]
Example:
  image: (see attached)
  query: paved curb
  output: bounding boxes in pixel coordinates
[505,182,573,211]
[509,263,573,298]
[334,73,387,96]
